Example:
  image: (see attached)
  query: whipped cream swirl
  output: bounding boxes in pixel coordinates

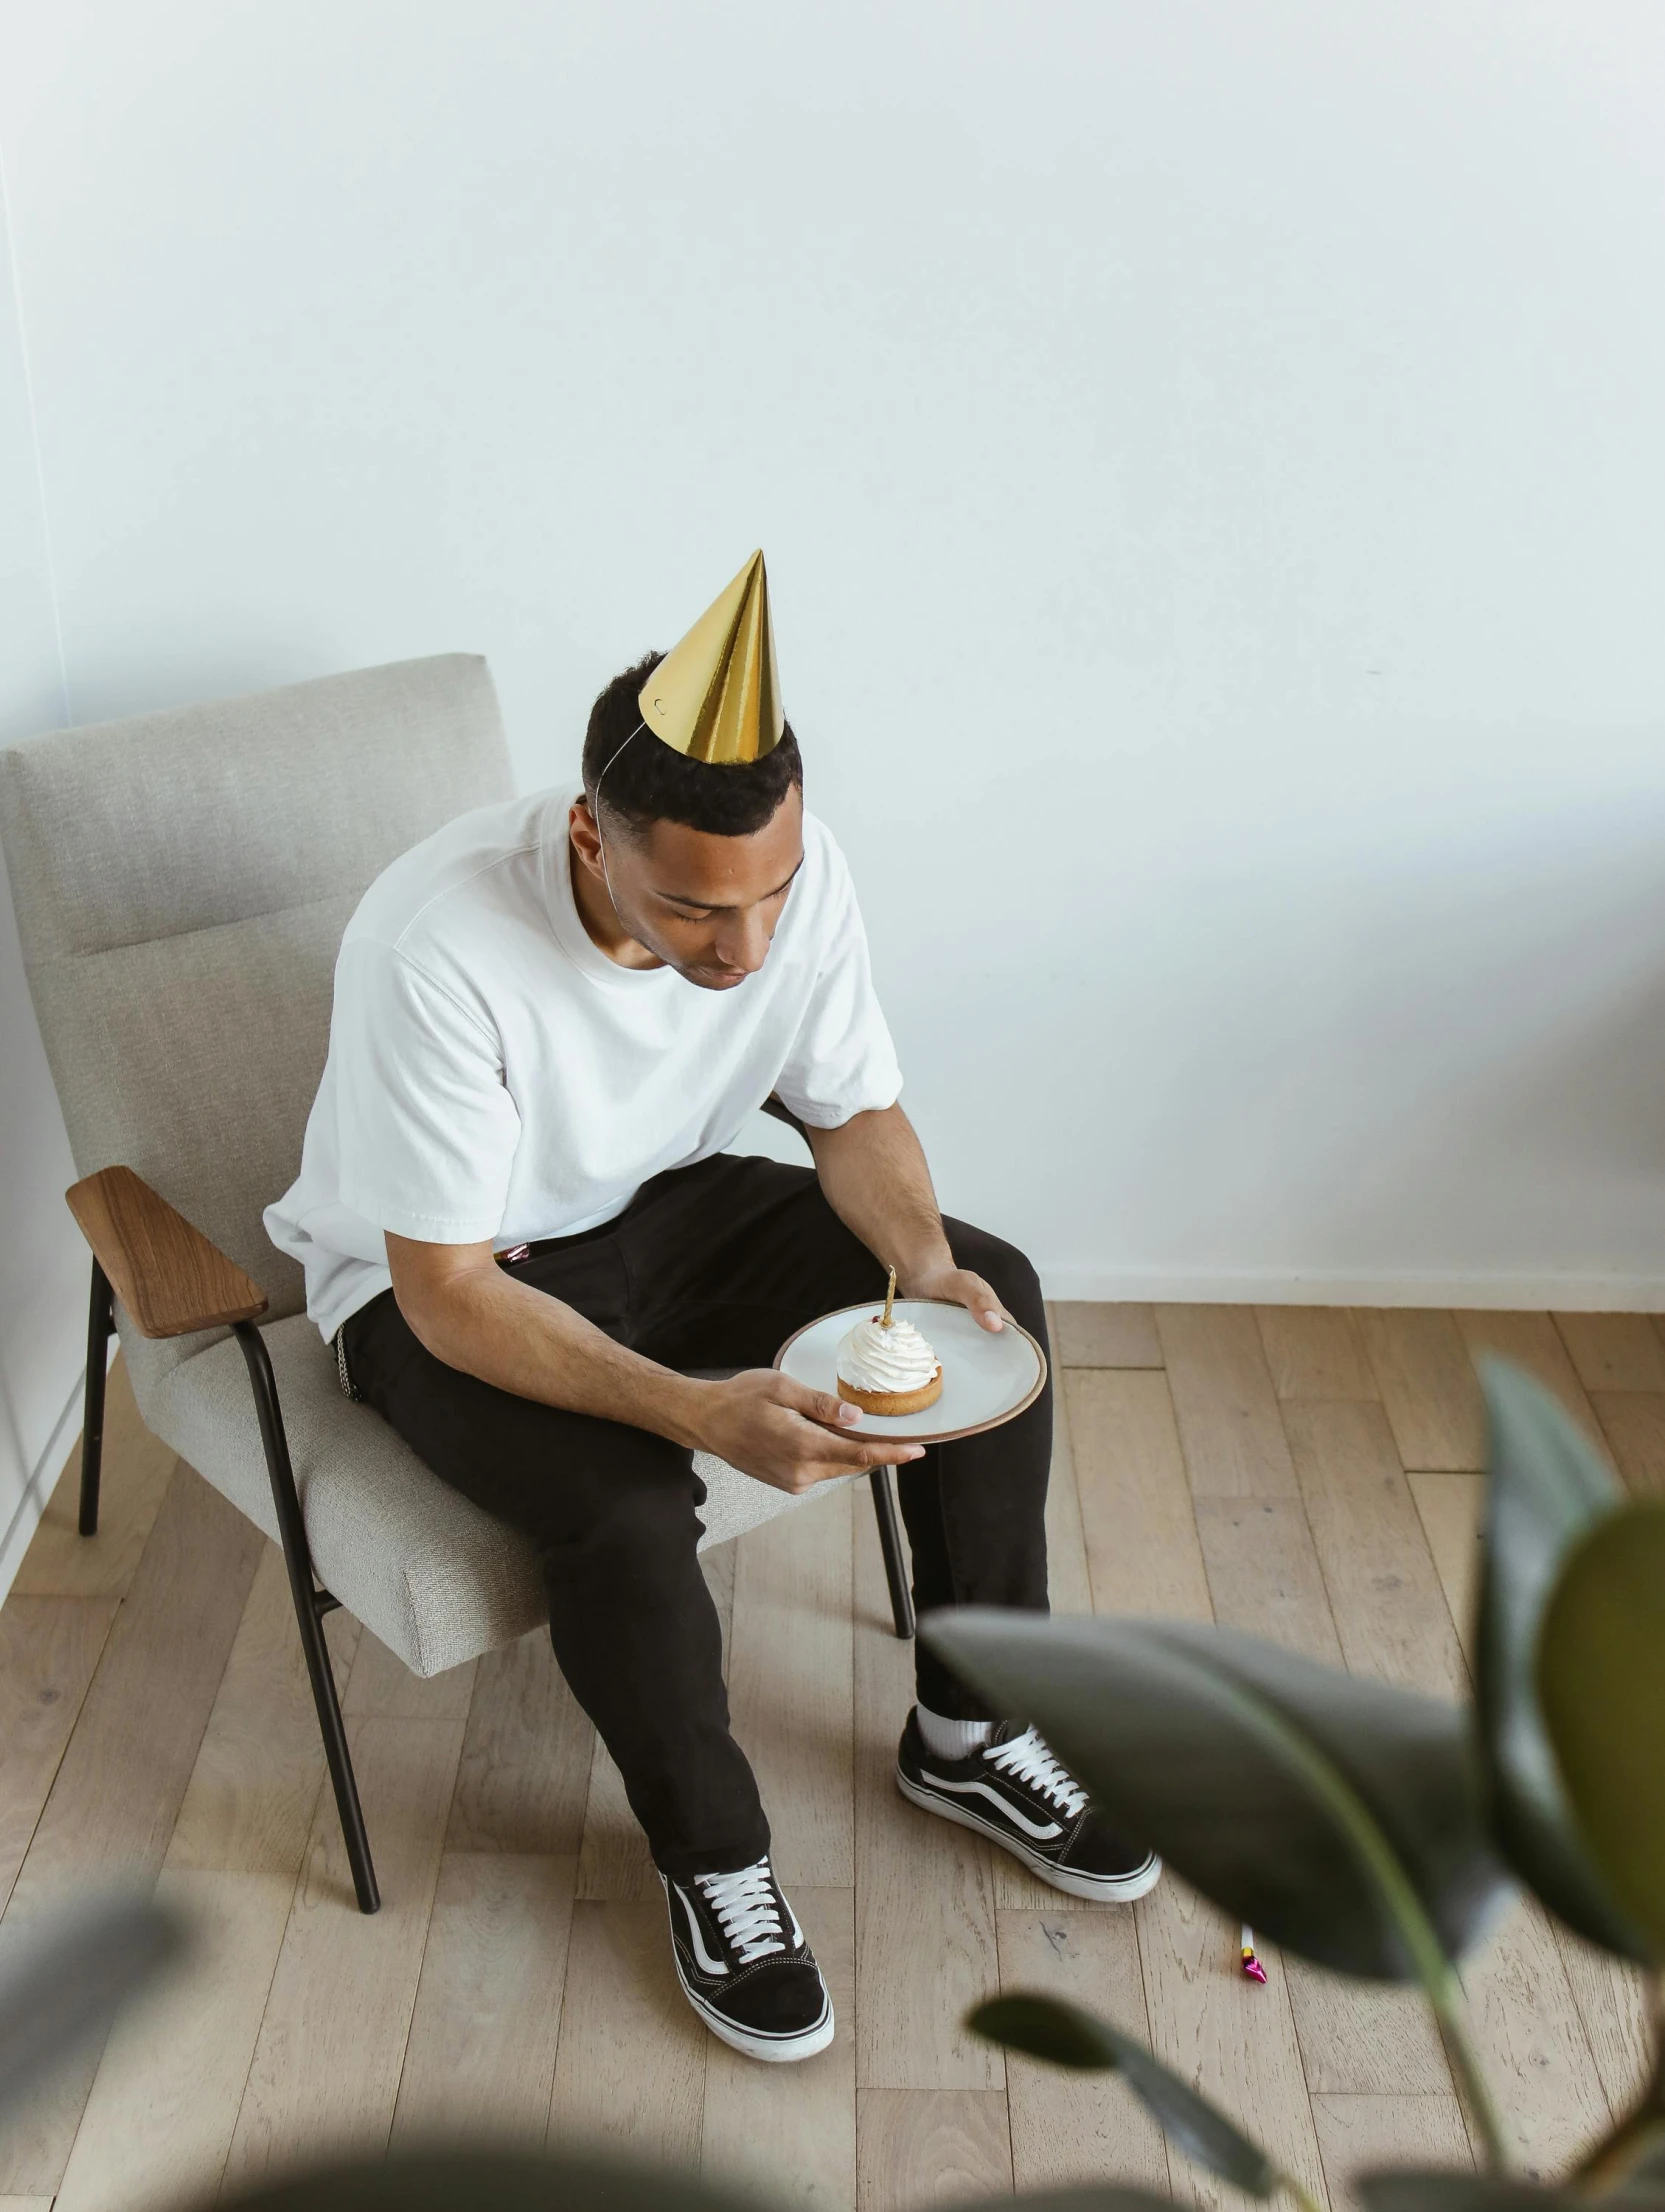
[838,1314,939,1393]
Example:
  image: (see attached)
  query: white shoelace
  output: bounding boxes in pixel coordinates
[985,1726,1088,1819]
[696,1858,789,1965]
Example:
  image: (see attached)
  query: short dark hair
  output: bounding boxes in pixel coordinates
[582,652,803,838]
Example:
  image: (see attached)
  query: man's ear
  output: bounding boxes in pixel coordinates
[568,797,606,876]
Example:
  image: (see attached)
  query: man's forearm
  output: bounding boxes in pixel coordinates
[398,1262,713,1447]
[384,1229,920,1496]
[806,1103,953,1280]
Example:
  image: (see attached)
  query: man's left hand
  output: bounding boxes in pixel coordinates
[898,1262,1007,1335]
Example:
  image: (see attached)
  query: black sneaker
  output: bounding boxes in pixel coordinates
[896,1711,1162,1903]
[661,1855,834,2061]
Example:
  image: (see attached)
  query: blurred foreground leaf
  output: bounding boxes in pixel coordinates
[1538,1502,1665,1959]
[921,1611,1509,1980]
[1360,2172,1665,2212]
[973,1993,1277,2194]
[1475,1362,1646,1960]
[0,1894,185,2116]
[221,2148,767,2212]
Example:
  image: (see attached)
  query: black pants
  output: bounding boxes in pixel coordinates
[342,1154,1051,1878]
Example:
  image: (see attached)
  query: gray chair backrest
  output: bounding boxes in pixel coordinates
[0,655,514,1385]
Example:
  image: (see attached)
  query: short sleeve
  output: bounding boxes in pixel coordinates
[772,852,903,1129]
[330,939,522,1242]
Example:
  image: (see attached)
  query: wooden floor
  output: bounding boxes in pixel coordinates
[1,1305,1658,2212]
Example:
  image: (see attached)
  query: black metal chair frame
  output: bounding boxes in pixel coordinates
[78,1257,916,1918]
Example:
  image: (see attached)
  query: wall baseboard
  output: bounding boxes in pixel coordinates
[1037,1266,1665,1312]
[0,1361,84,1608]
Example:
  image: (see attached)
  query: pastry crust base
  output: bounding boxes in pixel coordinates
[836,1365,944,1417]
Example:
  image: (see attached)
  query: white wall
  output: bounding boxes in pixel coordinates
[3,0,1665,1315]
[0,145,83,1589]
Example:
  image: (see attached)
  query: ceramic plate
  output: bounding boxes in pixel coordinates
[774,1299,1047,1445]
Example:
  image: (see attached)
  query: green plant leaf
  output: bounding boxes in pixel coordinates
[1536,1502,1665,1959]
[1473,1360,1648,1961]
[1359,2172,1665,2212]
[972,1993,1278,2194]
[219,2147,768,2212]
[920,1610,1510,1980]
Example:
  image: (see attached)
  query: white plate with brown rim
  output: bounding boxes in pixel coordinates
[773,1298,1047,1446]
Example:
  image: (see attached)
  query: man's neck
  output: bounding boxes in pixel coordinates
[566,832,664,970]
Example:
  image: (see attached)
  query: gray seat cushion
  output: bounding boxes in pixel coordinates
[146,1314,846,1676]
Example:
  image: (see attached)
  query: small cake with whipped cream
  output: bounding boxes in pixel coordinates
[837,1274,943,1416]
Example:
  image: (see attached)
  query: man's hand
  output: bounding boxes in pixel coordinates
[694,1370,925,1496]
[898,1261,1007,1335]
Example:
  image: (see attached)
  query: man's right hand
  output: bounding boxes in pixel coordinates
[692,1370,924,1495]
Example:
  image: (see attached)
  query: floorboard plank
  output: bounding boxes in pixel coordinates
[1194,1497,1341,1661]
[1256,1310,1378,1403]
[392,1852,575,2142]
[854,1503,1002,2091]
[1067,1370,1212,1623]
[1311,2093,1472,2212]
[221,1715,464,2192]
[727,1484,853,1888]
[0,1465,263,2194]
[1051,1303,1163,1369]
[1406,1473,1485,1671]
[1287,1966,1453,2099]
[1553,1313,1665,1395]
[0,1597,117,1914]
[166,1544,359,1877]
[546,1899,707,2165]
[998,1907,1170,2194]
[13,1355,177,1600]
[1355,1312,1484,1472]
[1284,1401,1468,1701]
[1461,1897,1613,2179]
[1455,1312,1603,1449]
[575,1739,657,1902]
[854,2090,1012,2212]
[446,1630,593,1855]
[1137,1877,1330,2212]
[1588,1393,1665,1498]
[701,1886,856,2211]
[341,1630,476,1719]
[1551,1931,1650,2122]
[52,1867,294,2212]
[1158,1307,1298,1498]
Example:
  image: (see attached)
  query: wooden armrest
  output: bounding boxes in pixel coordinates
[66,1166,269,1338]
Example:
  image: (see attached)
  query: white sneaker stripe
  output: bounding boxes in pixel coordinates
[675,1883,731,1977]
[925,1773,1064,1840]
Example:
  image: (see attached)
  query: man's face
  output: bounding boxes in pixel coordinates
[572,786,805,991]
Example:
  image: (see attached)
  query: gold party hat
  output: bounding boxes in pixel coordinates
[638,551,784,764]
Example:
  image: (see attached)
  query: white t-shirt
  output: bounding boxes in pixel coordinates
[264,789,903,1342]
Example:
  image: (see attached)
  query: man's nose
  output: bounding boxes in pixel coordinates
[713,910,770,974]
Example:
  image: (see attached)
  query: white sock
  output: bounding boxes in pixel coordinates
[916,1704,997,1760]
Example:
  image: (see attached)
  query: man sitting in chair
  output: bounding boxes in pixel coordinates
[266,555,1160,2064]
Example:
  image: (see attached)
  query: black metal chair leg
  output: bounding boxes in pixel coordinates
[79,1260,115,1536]
[870,1463,915,1639]
[234,1321,380,1913]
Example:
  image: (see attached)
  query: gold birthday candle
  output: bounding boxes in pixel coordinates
[881,1268,897,1329]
